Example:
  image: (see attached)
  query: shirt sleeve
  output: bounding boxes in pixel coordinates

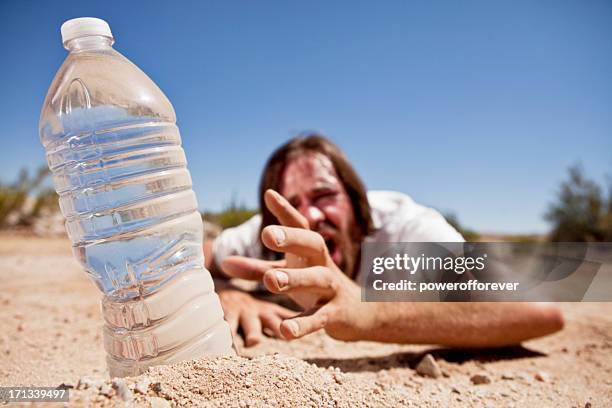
[211,214,263,271]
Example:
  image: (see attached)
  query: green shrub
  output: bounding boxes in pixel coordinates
[202,195,257,230]
[545,164,611,242]
[0,166,57,227]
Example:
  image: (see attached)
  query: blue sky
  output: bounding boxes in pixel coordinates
[1,0,610,233]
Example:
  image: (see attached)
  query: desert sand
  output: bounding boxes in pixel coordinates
[1,233,611,407]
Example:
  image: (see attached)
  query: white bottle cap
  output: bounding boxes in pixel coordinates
[61,17,113,44]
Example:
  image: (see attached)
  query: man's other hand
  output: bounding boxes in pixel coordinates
[216,279,296,346]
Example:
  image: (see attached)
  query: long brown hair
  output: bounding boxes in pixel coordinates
[258,133,375,258]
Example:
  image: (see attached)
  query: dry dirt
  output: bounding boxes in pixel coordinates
[1,233,611,407]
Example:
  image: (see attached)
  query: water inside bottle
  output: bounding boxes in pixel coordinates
[41,101,234,377]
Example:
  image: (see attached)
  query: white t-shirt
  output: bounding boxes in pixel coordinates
[212,190,465,274]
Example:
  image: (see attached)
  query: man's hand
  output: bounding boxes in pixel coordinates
[223,189,373,341]
[216,279,296,346]
[222,189,564,347]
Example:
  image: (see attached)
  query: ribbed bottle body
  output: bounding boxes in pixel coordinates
[40,35,234,377]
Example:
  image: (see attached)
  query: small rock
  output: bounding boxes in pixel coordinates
[76,377,91,390]
[149,396,171,408]
[501,373,515,380]
[77,376,103,390]
[415,354,442,378]
[534,371,550,383]
[515,372,529,381]
[585,403,592,408]
[151,381,163,393]
[99,382,113,397]
[135,377,152,394]
[451,387,461,394]
[112,378,133,402]
[470,374,492,385]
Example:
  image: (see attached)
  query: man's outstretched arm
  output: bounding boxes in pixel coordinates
[357,301,563,347]
[226,248,563,347]
[222,190,564,348]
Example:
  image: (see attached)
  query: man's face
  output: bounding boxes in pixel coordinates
[279,152,359,275]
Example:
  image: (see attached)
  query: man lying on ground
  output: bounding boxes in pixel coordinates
[204,134,564,347]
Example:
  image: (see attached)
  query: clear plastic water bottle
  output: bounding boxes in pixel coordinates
[39,17,234,377]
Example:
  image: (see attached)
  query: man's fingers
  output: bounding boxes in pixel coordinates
[260,313,284,338]
[261,226,328,264]
[280,308,330,340]
[271,303,299,319]
[240,312,263,347]
[263,266,335,297]
[222,256,285,281]
[264,189,309,229]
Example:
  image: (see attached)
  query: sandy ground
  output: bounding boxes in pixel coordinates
[1,233,611,407]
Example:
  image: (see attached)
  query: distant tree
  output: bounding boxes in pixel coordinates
[599,177,612,241]
[0,166,55,227]
[545,164,611,242]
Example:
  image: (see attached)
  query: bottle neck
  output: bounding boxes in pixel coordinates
[64,35,114,52]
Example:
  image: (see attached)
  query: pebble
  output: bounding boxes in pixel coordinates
[470,374,492,385]
[415,354,442,378]
[135,376,152,394]
[151,381,163,393]
[99,383,113,397]
[77,376,103,390]
[112,378,133,402]
[149,396,171,408]
[534,371,550,383]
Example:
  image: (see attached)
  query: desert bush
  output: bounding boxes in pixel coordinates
[0,166,57,227]
[202,196,257,230]
[545,164,611,242]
